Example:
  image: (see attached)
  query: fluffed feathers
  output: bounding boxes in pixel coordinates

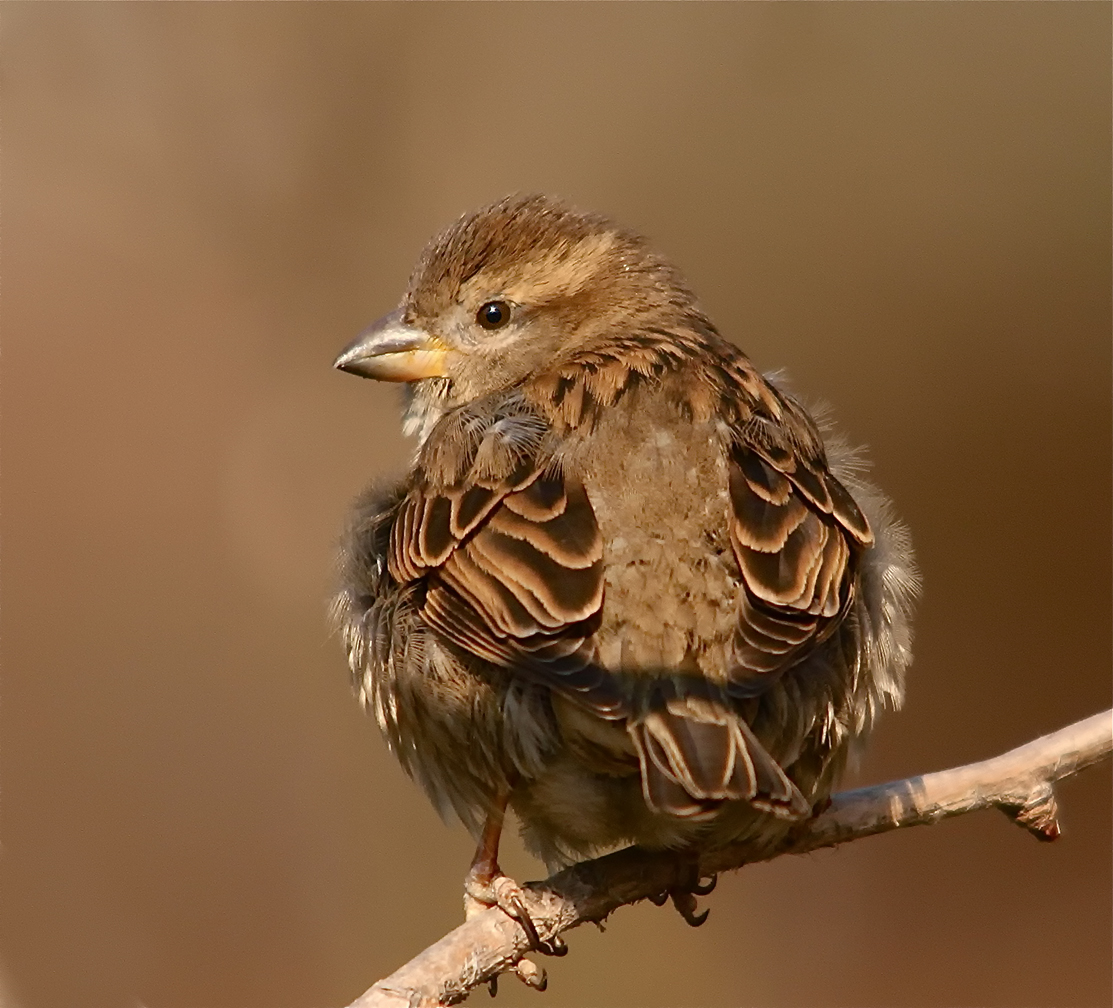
[334,194,918,866]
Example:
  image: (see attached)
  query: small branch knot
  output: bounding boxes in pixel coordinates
[1001,784,1061,842]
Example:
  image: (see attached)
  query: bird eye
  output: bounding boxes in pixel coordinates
[476,301,511,330]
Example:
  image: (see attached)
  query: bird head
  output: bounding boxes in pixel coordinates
[334,194,698,403]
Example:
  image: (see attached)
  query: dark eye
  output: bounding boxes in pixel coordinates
[476,300,511,330]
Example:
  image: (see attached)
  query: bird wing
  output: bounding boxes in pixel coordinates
[387,401,624,718]
[725,435,873,694]
[626,425,875,821]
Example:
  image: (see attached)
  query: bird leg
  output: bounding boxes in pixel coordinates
[464,789,566,993]
[648,854,717,927]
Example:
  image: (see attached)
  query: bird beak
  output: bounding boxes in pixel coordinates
[333,310,449,382]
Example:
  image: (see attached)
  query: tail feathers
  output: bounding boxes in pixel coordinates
[737,719,811,819]
[630,706,809,821]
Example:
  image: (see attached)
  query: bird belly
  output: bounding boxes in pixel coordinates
[510,746,710,869]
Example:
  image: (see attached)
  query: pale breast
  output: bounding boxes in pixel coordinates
[569,392,740,681]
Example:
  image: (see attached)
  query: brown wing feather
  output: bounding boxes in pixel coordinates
[387,405,621,719]
[727,441,867,696]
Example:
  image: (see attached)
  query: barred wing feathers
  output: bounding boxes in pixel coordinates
[387,405,621,716]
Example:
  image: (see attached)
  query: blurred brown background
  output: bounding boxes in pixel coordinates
[3,4,1109,1008]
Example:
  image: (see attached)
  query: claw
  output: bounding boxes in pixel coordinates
[502,886,544,950]
[670,888,710,927]
[691,874,717,896]
[503,888,566,956]
[649,857,715,926]
[466,871,566,964]
[488,956,550,994]
[537,932,568,957]
[677,904,710,927]
[513,958,548,991]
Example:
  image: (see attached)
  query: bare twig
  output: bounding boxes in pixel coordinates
[347,710,1112,1008]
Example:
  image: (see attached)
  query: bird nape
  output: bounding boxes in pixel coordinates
[333,193,918,988]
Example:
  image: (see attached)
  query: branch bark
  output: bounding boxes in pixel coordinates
[347,710,1112,1008]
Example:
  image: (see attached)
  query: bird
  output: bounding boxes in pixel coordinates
[333,194,917,975]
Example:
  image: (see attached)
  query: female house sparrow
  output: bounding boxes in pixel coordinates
[334,195,917,953]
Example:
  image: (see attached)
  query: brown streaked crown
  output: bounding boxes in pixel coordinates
[403,194,697,334]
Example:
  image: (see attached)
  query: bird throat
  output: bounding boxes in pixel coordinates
[402,377,453,447]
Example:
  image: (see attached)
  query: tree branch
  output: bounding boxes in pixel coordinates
[346,710,1112,1008]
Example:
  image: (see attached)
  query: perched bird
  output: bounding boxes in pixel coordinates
[334,195,917,964]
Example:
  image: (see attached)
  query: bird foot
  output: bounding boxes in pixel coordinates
[466,868,567,994]
[465,870,567,955]
[487,957,548,997]
[649,863,717,927]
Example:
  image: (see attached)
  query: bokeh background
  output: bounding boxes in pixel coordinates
[3,4,1110,1008]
